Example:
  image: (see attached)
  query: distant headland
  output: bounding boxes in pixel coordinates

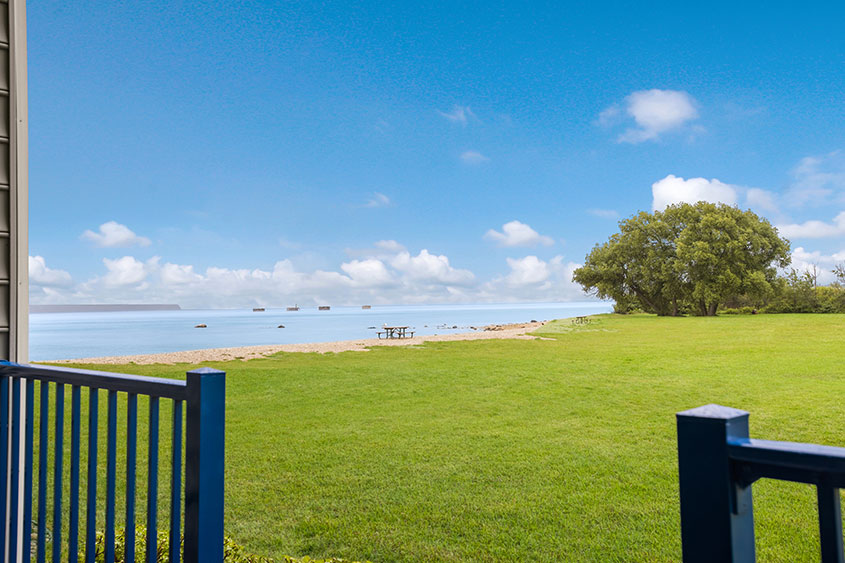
[31,304,182,314]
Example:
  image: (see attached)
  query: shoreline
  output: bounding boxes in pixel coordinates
[47,321,550,365]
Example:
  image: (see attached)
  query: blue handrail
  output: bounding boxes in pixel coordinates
[0,362,225,563]
[677,404,845,563]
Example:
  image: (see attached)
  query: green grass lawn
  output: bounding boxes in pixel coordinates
[62,313,845,562]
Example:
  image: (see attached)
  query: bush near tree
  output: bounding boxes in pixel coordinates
[573,202,791,316]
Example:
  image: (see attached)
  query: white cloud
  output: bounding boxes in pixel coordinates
[777,212,845,239]
[340,259,395,287]
[29,256,73,287]
[596,105,621,127]
[160,262,203,285]
[81,221,151,248]
[785,151,845,207]
[505,256,549,286]
[364,192,392,208]
[438,105,478,126]
[390,250,475,285]
[374,239,405,253]
[607,89,699,143]
[652,174,738,211]
[460,150,490,165]
[484,220,554,248]
[788,247,845,285]
[587,208,619,219]
[483,255,585,301]
[745,188,779,213]
[30,241,604,308]
[101,256,157,287]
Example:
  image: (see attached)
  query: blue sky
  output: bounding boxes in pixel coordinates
[26,1,845,307]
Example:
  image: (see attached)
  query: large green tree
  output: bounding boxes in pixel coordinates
[573,202,791,316]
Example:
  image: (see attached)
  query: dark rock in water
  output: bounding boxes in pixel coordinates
[530,319,538,323]
[194,324,207,328]
[367,326,377,329]
[277,325,285,328]
[452,325,458,329]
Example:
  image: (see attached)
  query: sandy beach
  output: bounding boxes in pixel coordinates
[50,321,549,365]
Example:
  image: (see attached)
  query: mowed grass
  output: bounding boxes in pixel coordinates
[61,314,845,562]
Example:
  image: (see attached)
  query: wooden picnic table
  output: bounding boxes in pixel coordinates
[377,326,414,339]
[572,316,591,325]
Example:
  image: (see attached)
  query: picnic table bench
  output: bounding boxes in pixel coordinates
[572,316,591,325]
[377,326,414,339]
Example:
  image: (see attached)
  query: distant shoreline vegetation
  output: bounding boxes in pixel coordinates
[31,304,182,314]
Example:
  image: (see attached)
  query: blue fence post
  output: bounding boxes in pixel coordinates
[184,368,226,562]
[676,404,755,563]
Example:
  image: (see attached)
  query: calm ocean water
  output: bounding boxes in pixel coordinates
[29,302,612,361]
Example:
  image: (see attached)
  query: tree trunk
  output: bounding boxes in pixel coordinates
[707,302,718,316]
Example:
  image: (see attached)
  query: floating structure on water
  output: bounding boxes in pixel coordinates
[252,307,265,312]
[286,305,299,311]
[318,306,331,311]
[361,305,372,310]
[194,323,207,328]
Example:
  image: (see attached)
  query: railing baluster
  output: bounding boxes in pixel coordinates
[9,378,20,563]
[147,397,159,563]
[85,388,98,563]
[53,384,65,563]
[24,379,34,561]
[106,391,118,563]
[184,368,226,562]
[126,393,137,563]
[170,400,183,563]
[37,382,50,563]
[817,485,845,563]
[0,376,7,556]
[68,385,80,563]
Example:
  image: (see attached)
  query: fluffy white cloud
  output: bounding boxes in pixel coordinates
[364,192,391,208]
[438,105,477,125]
[505,256,549,285]
[482,255,585,301]
[340,259,395,287]
[101,256,157,287]
[160,262,203,285]
[29,256,73,287]
[777,212,845,239]
[29,241,604,308]
[652,174,738,211]
[484,220,554,247]
[390,250,475,285]
[606,89,699,143]
[460,150,490,165]
[81,221,151,248]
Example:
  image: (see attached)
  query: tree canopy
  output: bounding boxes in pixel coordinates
[573,202,791,316]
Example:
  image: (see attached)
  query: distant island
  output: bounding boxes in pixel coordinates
[31,304,182,314]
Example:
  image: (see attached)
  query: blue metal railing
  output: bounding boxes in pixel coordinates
[676,404,845,563]
[0,362,225,563]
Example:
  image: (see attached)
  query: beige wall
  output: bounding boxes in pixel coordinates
[0,0,27,361]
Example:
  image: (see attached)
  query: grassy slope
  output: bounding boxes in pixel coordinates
[68,314,845,562]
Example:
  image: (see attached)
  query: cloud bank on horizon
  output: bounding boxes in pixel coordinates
[30,227,585,308]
